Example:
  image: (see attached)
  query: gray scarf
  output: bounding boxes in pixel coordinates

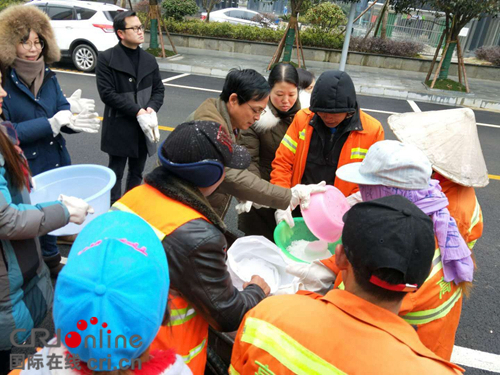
[12,56,45,96]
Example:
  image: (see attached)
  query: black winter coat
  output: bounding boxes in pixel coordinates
[96,43,165,158]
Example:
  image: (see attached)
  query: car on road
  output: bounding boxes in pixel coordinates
[201,8,277,30]
[25,0,125,72]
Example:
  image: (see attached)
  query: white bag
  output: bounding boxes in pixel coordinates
[227,236,297,294]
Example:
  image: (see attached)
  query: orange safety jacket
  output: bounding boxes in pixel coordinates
[113,184,210,374]
[230,290,463,375]
[270,108,384,196]
[435,173,483,250]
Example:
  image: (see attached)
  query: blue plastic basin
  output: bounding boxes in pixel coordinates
[30,164,116,236]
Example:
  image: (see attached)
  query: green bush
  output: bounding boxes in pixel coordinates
[0,0,22,11]
[161,0,198,21]
[305,2,347,33]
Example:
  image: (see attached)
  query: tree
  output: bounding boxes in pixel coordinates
[162,0,198,21]
[390,0,500,89]
[202,0,222,22]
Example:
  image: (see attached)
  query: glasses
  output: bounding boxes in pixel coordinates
[20,40,44,51]
[246,102,267,116]
[123,25,145,33]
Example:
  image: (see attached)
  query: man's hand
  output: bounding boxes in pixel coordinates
[243,275,271,296]
[137,108,148,116]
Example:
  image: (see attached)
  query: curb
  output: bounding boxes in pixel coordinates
[157,59,500,111]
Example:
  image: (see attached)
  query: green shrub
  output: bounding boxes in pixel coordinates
[161,0,198,21]
[305,2,347,33]
[0,0,22,11]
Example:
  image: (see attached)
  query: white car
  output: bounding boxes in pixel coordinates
[201,8,277,30]
[26,0,125,72]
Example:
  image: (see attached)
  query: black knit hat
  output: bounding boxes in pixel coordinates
[342,195,435,292]
[158,121,251,187]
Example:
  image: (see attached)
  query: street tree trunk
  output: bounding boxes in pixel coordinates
[149,0,159,49]
[380,2,389,39]
[438,24,461,80]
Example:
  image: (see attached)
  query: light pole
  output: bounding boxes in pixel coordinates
[339,1,358,71]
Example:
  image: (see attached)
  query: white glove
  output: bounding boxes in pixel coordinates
[149,110,160,143]
[137,113,155,143]
[48,110,72,136]
[346,191,363,207]
[59,194,95,225]
[235,200,253,214]
[290,181,327,210]
[67,108,101,133]
[286,259,337,295]
[67,89,96,114]
[275,207,294,228]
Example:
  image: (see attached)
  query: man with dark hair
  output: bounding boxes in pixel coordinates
[187,68,325,218]
[112,120,270,375]
[230,195,464,374]
[96,10,164,203]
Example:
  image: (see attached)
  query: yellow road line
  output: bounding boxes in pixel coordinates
[489,174,500,181]
[97,117,173,132]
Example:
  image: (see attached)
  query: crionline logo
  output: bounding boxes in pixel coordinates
[10,317,143,371]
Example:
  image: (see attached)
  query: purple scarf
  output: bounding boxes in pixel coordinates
[359,180,474,285]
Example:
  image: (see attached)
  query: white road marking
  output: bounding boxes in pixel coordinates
[52,71,500,129]
[407,99,422,112]
[163,82,222,93]
[452,345,500,373]
[162,73,190,83]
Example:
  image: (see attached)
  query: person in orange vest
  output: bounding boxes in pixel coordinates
[333,140,472,360]
[270,70,384,227]
[230,195,464,375]
[388,108,486,251]
[111,121,272,374]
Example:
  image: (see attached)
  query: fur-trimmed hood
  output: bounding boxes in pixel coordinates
[253,91,309,132]
[0,5,60,68]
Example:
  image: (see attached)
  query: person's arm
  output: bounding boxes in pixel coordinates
[270,117,300,189]
[0,174,69,239]
[2,102,55,144]
[145,66,165,113]
[163,219,267,332]
[218,167,291,209]
[95,54,141,116]
[238,127,261,178]
[51,78,79,135]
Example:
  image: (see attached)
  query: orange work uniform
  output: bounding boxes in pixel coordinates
[113,184,210,374]
[270,108,384,196]
[230,290,463,375]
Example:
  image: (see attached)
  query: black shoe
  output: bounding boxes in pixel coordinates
[43,253,64,278]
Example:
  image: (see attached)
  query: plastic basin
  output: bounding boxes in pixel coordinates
[274,217,341,263]
[301,185,350,242]
[30,165,116,236]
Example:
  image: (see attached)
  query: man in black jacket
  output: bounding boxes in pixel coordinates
[111,120,270,373]
[96,10,164,203]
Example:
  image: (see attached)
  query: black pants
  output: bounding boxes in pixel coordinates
[108,145,148,204]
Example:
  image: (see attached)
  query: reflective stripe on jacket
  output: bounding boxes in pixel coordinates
[230,290,463,374]
[270,108,384,196]
[113,184,209,374]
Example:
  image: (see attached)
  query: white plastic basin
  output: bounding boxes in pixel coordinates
[30,164,116,236]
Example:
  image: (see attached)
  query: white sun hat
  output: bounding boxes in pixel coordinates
[388,108,489,188]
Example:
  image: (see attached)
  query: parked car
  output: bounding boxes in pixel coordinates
[25,0,125,72]
[201,8,278,30]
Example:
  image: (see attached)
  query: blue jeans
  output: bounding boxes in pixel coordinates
[39,234,59,257]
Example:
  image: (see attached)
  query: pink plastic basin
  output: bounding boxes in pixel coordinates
[302,185,351,242]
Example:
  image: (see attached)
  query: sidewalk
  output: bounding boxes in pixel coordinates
[154,45,500,111]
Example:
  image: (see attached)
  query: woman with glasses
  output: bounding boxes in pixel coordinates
[238,63,309,240]
[0,5,99,277]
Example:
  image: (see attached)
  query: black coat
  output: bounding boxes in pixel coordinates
[96,43,165,158]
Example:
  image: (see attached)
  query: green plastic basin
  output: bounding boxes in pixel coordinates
[273,217,341,263]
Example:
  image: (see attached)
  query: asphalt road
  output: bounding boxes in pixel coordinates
[13,68,500,374]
